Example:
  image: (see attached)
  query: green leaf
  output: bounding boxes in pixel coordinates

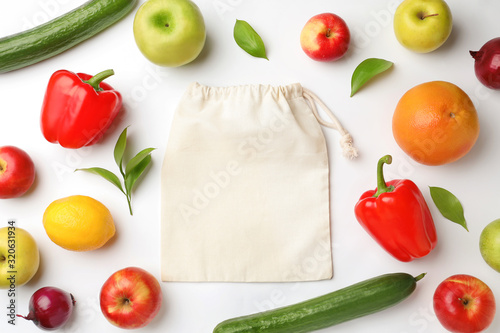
[429,186,468,231]
[74,126,155,216]
[125,148,155,175]
[350,58,393,97]
[75,167,124,194]
[125,154,152,195]
[234,19,268,60]
[114,127,128,175]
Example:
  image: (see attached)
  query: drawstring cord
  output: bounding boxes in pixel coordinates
[302,87,358,159]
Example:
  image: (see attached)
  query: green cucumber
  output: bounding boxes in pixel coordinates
[0,0,137,73]
[213,272,425,333]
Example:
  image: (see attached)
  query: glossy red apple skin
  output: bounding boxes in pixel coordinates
[100,267,162,329]
[0,146,35,199]
[433,274,496,333]
[300,13,350,62]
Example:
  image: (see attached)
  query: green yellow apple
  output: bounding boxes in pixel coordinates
[393,0,452,53]
[480,218,500,273]
[133,0,206,67]
[0,226,40,288]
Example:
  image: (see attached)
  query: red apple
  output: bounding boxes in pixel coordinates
[300,13,350,62]
[433,274,496,333]
[0,146,35,199]
[100,267,162,329]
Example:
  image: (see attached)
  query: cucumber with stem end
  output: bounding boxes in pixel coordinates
[0,0,137,73]
[213,272,426,333]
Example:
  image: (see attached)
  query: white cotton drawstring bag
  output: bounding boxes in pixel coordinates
[161,82,357,282]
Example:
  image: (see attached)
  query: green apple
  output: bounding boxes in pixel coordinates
[480,219,500,273]
[0,226,40,288]
[133,0,206,67]
[393,0,452,53]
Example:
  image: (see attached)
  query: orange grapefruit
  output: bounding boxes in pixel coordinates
[392,81,480,166]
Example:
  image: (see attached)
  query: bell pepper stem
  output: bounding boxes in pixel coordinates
[84,69,115,92]
[373,155,395,197]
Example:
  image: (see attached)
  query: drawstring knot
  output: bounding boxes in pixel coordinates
[339,133,358,159]
[302,87,358,159]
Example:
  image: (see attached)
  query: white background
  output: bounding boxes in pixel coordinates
[1,0,500,332]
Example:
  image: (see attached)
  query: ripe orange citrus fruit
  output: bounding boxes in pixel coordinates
[43,195,115,251]
[392,81,480,166]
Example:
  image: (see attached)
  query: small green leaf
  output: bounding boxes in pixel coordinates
[114,127,128,175]
[234,19,268,60]
[125,154,152,195]
[429,186,468,231]
[75,167,124,193]
[125,148,155,175]
[74,126,154,216]
[350,58,393,97]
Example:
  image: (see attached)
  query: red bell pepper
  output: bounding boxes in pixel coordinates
[40,69,122,149]
[354,155,437,262]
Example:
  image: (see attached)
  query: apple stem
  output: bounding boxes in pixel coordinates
[0,160,7,174]
[326,28,331,38]
[458,297,469,306]
[120,297,131,306]
[420,13,439,20]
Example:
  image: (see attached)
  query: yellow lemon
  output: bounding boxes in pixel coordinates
[43,195,115,252]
